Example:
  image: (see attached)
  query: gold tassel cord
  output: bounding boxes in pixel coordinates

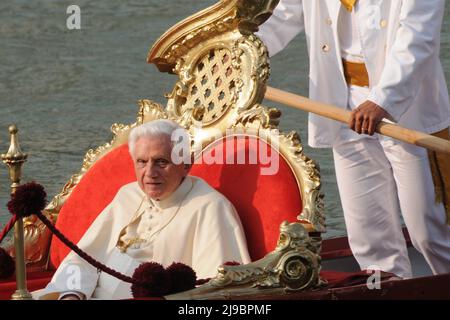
[428,127,450,225]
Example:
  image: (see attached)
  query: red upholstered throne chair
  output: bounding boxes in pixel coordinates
[0,0,326,299]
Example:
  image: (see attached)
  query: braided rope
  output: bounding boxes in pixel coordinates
[0,215,17,244]
[35,211,139,285]
[3,211,208,287]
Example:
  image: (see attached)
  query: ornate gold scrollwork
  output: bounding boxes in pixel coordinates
[235,0,280,35]
[165,222,325,300]
[5,213,54,270]
[148,0,280,73]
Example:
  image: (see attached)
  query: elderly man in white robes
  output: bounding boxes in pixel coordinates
[257,0,450,279]
[35,119,250,300]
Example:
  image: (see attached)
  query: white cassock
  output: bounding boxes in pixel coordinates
[257,0,450,278]
[34,176,251,299]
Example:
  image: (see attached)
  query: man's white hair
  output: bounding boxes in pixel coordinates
[128,120,190,162]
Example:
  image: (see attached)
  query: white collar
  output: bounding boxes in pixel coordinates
[146,176,193,211]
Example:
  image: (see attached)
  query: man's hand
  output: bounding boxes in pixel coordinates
[349,101,389,136]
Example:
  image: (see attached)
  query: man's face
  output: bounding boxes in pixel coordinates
[133,135,189,201]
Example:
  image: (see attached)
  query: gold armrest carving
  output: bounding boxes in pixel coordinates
[165,221,325,300]
[3,212,55,270]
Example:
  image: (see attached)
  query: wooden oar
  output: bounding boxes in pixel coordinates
[265,86,450,155]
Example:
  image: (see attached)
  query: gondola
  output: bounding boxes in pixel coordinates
[1,0,449,301]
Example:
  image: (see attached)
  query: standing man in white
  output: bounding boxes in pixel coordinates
[257,0,450,278]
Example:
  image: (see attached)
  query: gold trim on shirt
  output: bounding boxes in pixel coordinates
[116,177,195,252]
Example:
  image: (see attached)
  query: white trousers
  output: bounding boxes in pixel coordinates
[332,86,450,278]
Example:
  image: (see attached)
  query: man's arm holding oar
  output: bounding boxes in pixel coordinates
[265,86,450,155]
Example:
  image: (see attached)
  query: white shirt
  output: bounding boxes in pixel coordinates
[336,3,377,143]
[338,4,364,63]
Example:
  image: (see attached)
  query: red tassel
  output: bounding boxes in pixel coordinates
[7,182,47,218]
[131,262,198,298]
[166,262,196,294]
[131,262,171,298]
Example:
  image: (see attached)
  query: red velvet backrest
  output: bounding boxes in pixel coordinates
[50,136,302,267]
[190,136,302,261]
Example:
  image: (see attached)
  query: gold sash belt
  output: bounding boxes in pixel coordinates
[342,59,370,87]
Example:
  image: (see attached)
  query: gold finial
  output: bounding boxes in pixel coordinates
[9,124,18,134]
[2,124,32,300]
[2,124,28,192]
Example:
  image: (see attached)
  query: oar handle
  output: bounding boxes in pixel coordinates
[265,86,450,155]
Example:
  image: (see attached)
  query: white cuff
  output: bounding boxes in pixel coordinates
[58,291,86,300]
[366,90,405,122]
